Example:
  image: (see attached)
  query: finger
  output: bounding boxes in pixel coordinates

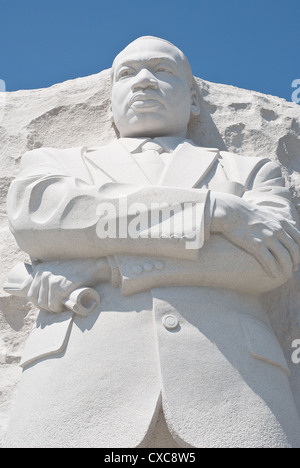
[37,272,51,311]
[281,220,300,248]
[48,276,68,313]
[27,271,43,305]
[277,230,300,271]
[226,234,280,278]
[266,238,294,279]
[252,238,281,278]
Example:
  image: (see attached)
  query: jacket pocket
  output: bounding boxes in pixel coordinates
[20,310,74,368]
[240,313,290,376]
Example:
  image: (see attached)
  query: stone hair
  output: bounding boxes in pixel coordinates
[111,35,197,91]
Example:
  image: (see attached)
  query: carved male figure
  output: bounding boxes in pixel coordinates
[4,36,300,448]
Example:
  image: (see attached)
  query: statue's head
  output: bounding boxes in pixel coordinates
[110,36,200,138]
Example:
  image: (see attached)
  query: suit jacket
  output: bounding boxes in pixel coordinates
[5,139,300,448]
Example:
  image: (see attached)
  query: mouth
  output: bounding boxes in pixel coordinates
[129,93,163,109]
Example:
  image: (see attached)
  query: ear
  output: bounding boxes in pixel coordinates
[109,103,120,136]
[190,88,201,117]
[109,104,115,124]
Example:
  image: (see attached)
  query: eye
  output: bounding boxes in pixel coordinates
[117,68,135,80]
[155,66,174,74]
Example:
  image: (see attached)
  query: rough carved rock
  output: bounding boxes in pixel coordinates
[0,69,300,445]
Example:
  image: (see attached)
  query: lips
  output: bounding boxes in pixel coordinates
[129,93,162,108]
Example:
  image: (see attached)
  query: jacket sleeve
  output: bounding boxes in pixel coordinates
[114,159,298,295]
[7,147,210,262]
[242,159,298,225]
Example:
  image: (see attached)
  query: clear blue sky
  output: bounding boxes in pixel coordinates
[0,0,299,101]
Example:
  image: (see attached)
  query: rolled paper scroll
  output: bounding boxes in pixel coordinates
[3,263,100,317]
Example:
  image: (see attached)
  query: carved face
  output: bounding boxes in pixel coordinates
[111,38,199,138]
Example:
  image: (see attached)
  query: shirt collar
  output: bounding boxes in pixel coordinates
[119,136,191,154]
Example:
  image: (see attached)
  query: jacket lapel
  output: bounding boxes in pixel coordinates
[160,142,219,188]
[84,140,220,189]
[83,140,151,185]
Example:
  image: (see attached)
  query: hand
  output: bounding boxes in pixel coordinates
[22,258,111,313]
[210,193,300,278]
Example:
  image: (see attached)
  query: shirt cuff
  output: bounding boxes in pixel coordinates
[106,255,121,288]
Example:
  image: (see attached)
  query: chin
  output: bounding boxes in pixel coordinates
[119,113,179,138]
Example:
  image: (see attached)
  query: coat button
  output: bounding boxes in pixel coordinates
[155,261,164,271]
[162,314,179,330]
[143,263,153,272]
[133,265,143,275]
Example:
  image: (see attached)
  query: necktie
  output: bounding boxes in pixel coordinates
[136,141,165,185]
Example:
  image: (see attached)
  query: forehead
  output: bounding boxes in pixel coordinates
[113,39,184,70]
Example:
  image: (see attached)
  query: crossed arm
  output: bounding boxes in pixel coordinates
[211,191,300,278]
[7,148,300,311]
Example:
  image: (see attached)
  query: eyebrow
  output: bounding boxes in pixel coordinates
[116,56,178,70]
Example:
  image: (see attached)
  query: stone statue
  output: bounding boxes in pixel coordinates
[4,36,300,448]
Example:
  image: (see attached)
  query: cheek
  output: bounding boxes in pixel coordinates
[167,93,191,121]
[161,82,190,106]
[112,86,128,109]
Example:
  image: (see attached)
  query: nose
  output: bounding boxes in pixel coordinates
[131,68,158,92]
